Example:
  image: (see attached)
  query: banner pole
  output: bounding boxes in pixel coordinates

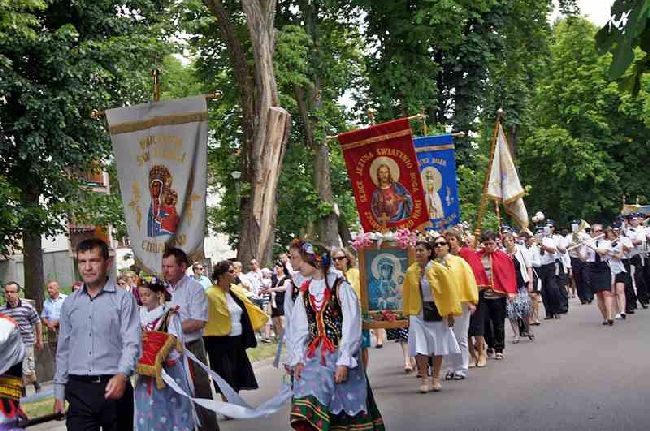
[474,109,503,239]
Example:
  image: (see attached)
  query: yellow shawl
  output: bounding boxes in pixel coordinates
[204,284,269,336]
[402,261,462,317]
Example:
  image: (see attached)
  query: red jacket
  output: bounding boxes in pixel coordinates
[458,247,489,287]
[476,249,517,295]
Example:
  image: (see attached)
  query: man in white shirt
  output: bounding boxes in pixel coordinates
[162,248,218,431]
[550,222,570,314]
[625,213,649,309]
[538,223,561,319]
[568,220,593,304]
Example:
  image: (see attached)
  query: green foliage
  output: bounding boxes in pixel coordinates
[519,17,650,223]
[0,1,174,242]
[595,0,650,94]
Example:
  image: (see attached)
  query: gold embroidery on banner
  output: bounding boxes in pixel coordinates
[339,129,411,150]
[109,111,208,135]
[415,144,455,153]
[129,182,142,230]
[136,134,187,166]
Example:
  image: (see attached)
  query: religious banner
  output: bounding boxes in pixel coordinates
[413,134,461,231]
[338,118,429,232]
[106,96,208,274]
[487,123,529,230]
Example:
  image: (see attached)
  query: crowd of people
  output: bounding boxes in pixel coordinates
[1,210,650,431]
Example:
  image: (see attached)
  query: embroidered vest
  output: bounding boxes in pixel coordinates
[303,277,344,349]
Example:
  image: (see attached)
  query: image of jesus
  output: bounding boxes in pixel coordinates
[371,163,413,223]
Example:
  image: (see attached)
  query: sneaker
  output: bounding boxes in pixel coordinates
[615,313,622,320]
[621,313,626,319]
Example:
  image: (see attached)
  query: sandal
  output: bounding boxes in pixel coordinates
[444,371,455,381]
[528,333,535,341]
[495,352,504,360]
[404,364,413,374]
[431,378,442,392]
[452,373,466,380]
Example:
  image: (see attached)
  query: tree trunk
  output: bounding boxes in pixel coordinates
[314,144,340,247]
[207,0,290,265]
[21,185,44,312]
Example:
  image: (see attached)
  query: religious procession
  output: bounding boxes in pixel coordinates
[1,1,649,431]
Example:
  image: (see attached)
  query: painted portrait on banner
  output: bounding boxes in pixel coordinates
[370,157,413,224]
[147,165,180,237]
[363,248,408,311]
[414,134,461,231]
[338,118,430,232]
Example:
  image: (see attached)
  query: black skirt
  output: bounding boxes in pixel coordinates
[204,335,258,392]
[587,262,612,293]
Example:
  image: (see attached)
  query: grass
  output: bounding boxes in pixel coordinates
[21,340,280,418]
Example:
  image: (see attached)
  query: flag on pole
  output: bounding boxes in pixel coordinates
[486,124,529,230]
[338,118,430,232]
[106,96,208,274]
[413,134,461,231]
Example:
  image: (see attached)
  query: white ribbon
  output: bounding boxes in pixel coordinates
[161,370,293,419]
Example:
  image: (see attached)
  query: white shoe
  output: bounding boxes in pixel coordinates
[615,313,622,320]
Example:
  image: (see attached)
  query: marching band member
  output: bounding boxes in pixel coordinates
[624,213,649,309]
[569,220,593,304]
[581,224,615,325]
[522,231,543,325]
[538,223,562,320]
[604,227,630,320]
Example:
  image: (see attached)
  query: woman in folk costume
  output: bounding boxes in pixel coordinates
[134,277,195,431]
[1,313,26,431]
[203,260,269,395]
[475,230,518,360]
[434,234,479,381]
[289,241,384,431]
[403,240,462,393]
[330,247,373,369]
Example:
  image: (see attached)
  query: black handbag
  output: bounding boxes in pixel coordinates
[422,301,442,322]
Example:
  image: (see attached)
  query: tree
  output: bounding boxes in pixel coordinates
[200,0,290,265]
[596,0,650,95]
[0,1,172,308]
[519,17,650,222]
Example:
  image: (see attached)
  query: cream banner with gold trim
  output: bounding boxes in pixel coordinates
[106,96,208,273]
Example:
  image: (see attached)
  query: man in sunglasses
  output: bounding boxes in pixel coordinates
[191,261,213,290]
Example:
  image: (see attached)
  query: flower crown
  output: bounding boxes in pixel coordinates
[292,239,330,268]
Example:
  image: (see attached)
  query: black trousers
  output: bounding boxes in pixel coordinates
[539,262,561,316]
[631,256,650,305]
[571,258,593,303]
[484,297,506,353]
[622,259,637,311]
[556,260,569,314]
[65,376,133,431]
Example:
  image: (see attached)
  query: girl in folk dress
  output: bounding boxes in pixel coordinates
[134,277,195,431]
[289,241,384,431]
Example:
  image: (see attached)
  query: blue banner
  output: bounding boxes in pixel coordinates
[413,134,461,231]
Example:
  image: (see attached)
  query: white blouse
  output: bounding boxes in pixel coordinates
[226,292,244,337]
[289,271,361,368]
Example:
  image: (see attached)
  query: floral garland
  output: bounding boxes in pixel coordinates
[350,228,418,250]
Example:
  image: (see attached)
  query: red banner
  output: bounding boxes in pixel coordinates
[338,118,429,232]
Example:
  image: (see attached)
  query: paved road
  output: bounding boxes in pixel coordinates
[33,298,650,430]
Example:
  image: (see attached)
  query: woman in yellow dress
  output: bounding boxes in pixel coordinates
[403,240,462,393]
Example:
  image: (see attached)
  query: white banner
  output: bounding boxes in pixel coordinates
[487,123,529,230]
[106,96,208,273]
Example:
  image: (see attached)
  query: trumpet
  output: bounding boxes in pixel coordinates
[567,233,605,252]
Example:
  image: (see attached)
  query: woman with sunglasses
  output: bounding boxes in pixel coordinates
[289,241,384,431]
[434,235,479,381]
[331,247,374,369]
[403,240,461,393]
[203,260,269,397]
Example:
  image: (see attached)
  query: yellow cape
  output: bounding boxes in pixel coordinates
[444,254,479,305]
[204,284,269,336]
[402,261,462,317]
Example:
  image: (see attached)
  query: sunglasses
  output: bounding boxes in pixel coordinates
[434,242,448,247]
[333,256,347,261]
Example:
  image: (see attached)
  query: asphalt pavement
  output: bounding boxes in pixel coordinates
[32,297,650,430]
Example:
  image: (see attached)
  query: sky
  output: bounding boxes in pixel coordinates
[560,0,614,26]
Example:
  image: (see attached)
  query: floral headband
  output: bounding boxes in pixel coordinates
[292,239,331,268]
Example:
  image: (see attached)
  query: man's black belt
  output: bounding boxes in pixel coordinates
[69,374,114,384]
